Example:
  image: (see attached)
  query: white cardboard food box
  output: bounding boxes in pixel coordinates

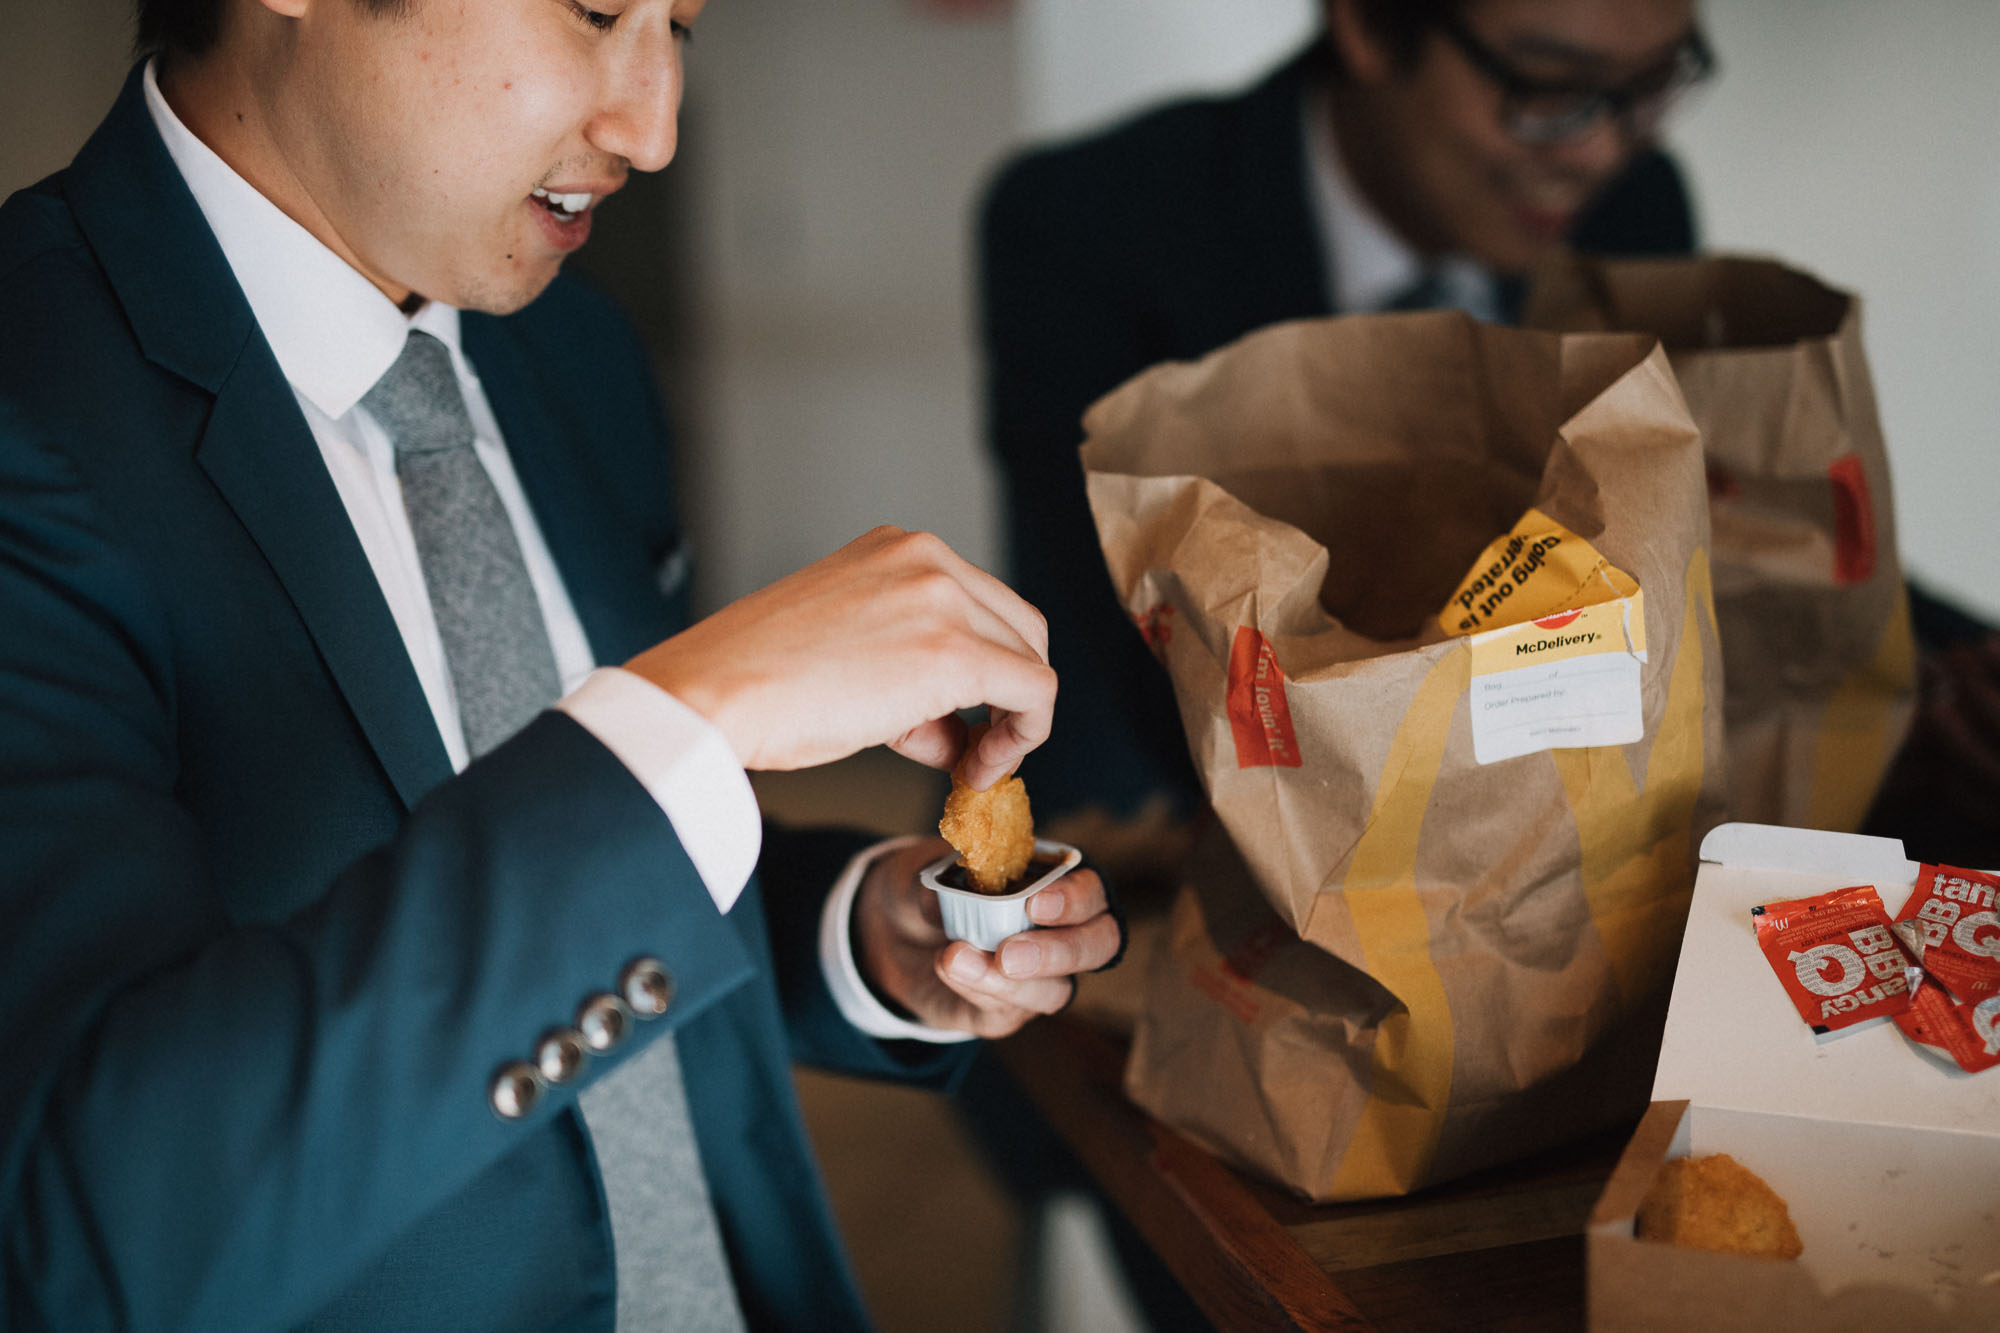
[1588,823,2000,1331]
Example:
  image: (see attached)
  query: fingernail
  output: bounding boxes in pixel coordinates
[1001,939,1041,977]
[1028,889,1062,922]
[948,950,985,983]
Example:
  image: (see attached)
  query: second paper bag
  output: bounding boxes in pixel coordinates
[1525,254,1914,833]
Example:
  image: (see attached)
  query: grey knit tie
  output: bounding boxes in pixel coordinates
[1382,265,1501,321]
[1383,267,1447,313]
[364,330,745,1331]
[362,329,561,759]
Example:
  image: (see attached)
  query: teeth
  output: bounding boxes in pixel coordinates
[530,187,595,216]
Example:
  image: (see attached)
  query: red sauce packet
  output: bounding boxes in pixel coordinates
[1890,864,2000,1005]
[1752,885,1919,1034]
[1894,978,2000,1073]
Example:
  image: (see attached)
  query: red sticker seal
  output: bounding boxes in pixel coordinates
[1226,626,1302,770]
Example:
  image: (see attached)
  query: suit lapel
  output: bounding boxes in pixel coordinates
[195,351,456,808]
[1221,43,1339,331]
[68,65,453,809]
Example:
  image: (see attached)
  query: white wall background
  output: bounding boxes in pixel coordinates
[1017,0,1317,141]
[1670,0,2000,619]
[668,0,1018,610]
[0,0,133,198]
[671,0,1317,611]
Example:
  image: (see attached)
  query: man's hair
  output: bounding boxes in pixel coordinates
[1349,0,1462,71]
[135,0,407,60]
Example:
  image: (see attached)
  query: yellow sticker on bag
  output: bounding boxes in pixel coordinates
[1438,507,1641,639]
[1440,510,1648,764]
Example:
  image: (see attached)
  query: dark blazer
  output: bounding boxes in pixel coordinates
[978,41,1695,822]
[0,66,955,1332]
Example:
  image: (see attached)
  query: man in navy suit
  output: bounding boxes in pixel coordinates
[980,0,1709,835]
[0,0,1120,1328]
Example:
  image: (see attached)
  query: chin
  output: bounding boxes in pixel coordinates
[1455,238,1535,279]
[1492,243,1552,278]
[1467,219,1558,276]
[450,265,563,317]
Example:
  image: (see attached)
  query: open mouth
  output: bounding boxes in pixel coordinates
[530,187,596,222]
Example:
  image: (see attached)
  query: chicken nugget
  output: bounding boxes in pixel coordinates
[1635,1153,1803,1261]
[939,736,1035,895]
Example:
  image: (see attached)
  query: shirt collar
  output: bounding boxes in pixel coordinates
[1300,80,1501,321]
[1301,81,1420,314]
[141,58,463,420]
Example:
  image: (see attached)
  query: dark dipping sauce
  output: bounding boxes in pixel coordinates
[937,852,1066,897]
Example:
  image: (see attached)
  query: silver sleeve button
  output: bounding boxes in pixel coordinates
[576,992,633,1051]
[489,1061,545,1120]
[535,1028,589,1084]
[619,957,674,1018]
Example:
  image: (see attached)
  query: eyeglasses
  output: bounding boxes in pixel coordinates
[1437,12,1715,146]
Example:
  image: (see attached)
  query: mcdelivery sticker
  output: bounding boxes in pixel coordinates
[1465,601,1647,764]
[1439,509,1648,766]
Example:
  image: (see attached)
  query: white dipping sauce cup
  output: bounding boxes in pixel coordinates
[920,839,1082,952]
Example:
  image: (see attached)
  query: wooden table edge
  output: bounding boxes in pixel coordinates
[997,1017,1376,1332]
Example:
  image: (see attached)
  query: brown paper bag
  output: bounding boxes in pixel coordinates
[1086,314,1727,1201]
[1524,254,1915,832]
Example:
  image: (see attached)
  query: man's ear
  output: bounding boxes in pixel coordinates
[1326,0,1394,84]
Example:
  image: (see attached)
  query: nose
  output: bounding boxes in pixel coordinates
[588,14,684,173]
[1542,113,1634,182]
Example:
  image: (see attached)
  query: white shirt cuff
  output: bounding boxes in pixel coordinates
[557,666,761,916]
[819,835,976,1044]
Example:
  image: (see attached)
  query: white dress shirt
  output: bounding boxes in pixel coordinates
[1300,82,1504,322]
[140,61,951,1043]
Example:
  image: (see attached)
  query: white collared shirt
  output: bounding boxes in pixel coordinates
[141,61,944,1042]
[1300,81,1503,321]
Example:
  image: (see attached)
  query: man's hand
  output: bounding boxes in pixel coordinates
[625,527,1052,790]
[852,840,1122,1039]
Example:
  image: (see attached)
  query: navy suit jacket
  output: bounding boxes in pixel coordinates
[978,40,1696,823]
[0,66,956,1332]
